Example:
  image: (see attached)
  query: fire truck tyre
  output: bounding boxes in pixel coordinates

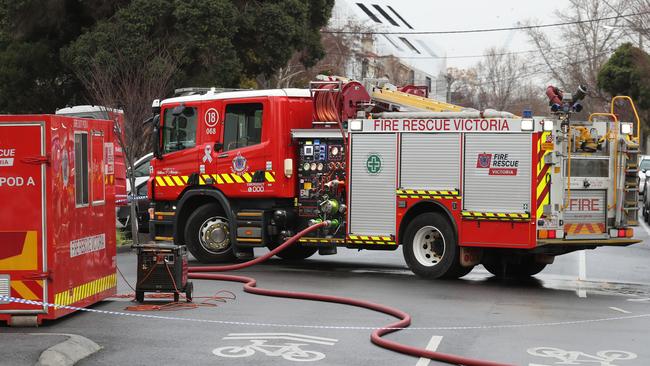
[135,291,144,303]
[453,264,475,278]
[512,260,547,277]
[483,257,546,277]
[403,212,461,279]
[184,204,236,263]
[268,242,318,260]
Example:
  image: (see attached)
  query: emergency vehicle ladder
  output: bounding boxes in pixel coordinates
[621,139,640,226]
[612,96,642,226]
[369,85,466,113]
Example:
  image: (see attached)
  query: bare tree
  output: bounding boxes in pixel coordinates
[258,20,365,88]
[76,48,177,160]
[445,67,479,107]
[474,47,530,111]
[526,0,626,110]
[73,45,178,240]
[605,0,650,48]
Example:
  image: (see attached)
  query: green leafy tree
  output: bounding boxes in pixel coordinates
[0,0,129,113]
[598,42,650,139]
[0,0,334,112]
[598,42,650,110]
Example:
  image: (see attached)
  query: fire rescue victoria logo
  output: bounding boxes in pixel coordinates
[476,153,491,168]
[476,153,519,176]
[232,152,248,175]
[366,153,382,175]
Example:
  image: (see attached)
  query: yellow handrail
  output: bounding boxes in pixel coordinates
[565,127,572,209]
[610,96,640,141]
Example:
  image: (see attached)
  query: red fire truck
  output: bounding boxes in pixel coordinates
[147,79,641,279]
[0,115,117,325]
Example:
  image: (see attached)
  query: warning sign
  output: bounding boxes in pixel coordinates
[476,153,519,176]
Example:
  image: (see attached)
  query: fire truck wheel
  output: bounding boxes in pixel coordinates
[403,212,461,279]
[483,257,547,278]
[184,204,236,263]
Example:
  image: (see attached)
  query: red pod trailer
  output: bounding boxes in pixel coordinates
[0,115,117,326]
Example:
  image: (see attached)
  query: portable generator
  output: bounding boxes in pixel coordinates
[134,244,193,303]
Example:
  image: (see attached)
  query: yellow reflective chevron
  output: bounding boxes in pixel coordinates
[54,273,116,307]
[396,188,460,200]
[347,235,396,245]
[153,171,278,187]
[536,131,552,218]
[461,211,530,221]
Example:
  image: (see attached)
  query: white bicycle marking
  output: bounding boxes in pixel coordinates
[213,333,338,362]
[527,346,637,366]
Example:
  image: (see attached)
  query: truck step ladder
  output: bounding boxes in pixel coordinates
[235,210,266,247]
[621,139,640,226]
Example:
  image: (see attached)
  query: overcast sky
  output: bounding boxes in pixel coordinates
[392,0,569,69]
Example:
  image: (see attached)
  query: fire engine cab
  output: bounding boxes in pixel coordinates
[148,78,641,279]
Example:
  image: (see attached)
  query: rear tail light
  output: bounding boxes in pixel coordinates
[537,230,560,239]
[626,228,634,237]
[618,229,626,238]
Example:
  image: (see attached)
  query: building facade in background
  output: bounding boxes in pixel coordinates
[330,0,448,100]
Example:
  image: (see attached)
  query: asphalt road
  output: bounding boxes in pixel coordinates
[2,224,650,366]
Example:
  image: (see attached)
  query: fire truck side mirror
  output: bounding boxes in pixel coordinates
[152,114,162,159]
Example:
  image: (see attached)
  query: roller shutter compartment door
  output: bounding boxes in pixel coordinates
[463,134,532,213]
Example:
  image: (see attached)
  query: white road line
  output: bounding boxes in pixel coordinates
[222,336,337,346]
[415,336,443,366]
[224,333,338,342]
[609,307,632,314]
[639,217,650,237]
[627,298,650,302]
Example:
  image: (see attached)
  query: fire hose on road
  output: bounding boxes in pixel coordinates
[189,221,512,366]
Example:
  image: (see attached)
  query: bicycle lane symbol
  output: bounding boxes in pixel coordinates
[212,333,338,362]
[527,346,637,366]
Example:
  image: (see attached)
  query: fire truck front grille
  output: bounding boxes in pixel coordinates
[0,275,9,303]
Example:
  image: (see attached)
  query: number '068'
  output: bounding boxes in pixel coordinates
[206,128,217,135]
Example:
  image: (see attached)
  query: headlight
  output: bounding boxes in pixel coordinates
[543,120,554,131]
[621,122,632,135]
[349,120,363,131]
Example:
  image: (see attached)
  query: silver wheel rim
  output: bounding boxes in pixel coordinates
[412,225,445,267]
[198,216,231,254]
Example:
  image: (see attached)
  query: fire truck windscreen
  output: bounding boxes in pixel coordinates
[162,107,198,153]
